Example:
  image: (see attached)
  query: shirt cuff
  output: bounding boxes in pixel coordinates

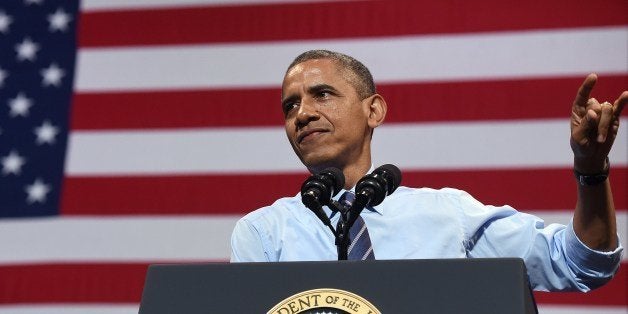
[565,220,623,276]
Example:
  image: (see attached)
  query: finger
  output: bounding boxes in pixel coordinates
[573,73,597,110]
[597,102,613,143]
[587,97,602,113]
[572,105,598,142]
[612,90,628,119]
[572,97,599,135]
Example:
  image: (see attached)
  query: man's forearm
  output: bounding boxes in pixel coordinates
[573,179,618,251]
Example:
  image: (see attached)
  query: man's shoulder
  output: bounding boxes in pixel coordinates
[239,186,473,221]
[240,193,303,222]
[391,185,468,199]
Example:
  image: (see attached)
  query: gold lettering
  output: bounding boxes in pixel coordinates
[325,295,335,304]
[310,294,321,306]
[267,289,381,314]
[274,307,290,314]
[340,298,361,312]
[287,301,299,313]
[297,297,311,309]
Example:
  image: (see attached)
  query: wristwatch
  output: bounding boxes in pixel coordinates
[574,157,610,186]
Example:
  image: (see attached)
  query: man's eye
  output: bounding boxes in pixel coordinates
[317,91,331,98]
[283,101,299,114]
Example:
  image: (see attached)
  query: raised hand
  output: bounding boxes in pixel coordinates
[570,74,627,174]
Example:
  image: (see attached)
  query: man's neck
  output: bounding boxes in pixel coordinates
[341,162,371,189]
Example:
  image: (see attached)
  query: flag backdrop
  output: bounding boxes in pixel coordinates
[0,0,626,313]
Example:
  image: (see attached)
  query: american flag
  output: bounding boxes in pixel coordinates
[0,0,626,313]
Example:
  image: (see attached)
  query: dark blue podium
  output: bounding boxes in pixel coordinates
[139,258,537,313]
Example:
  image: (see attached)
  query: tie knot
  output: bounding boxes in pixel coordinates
[339,191,355,209]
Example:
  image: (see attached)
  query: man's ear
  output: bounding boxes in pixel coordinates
[365,94,387,129]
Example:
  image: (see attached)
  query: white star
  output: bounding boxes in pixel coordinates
[15,37,40,62]
[0,67,8,87]
[1,150,26,176]
[34,120,59,145]
[8,92,33,117]
[48,8,72,32]
[41,63,65,87]
[25,178,52,204]
[24,0,44,5]
[0,11,12,34]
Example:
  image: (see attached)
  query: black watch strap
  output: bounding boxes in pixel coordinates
[574,157,610,186]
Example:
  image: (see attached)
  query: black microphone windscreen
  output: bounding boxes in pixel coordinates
[321,167,345,196]
[377,164,402,194]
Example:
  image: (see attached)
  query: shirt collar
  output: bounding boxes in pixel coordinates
[329,188,384,216]
[297,165,385,224]
[327,165,384,216]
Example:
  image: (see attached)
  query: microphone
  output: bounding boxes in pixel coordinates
[301,167,345,207]
[355,164,402,207]
[301,167,345,233]
[346,164,402,228]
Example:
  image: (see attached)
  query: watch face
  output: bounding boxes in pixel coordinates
[577,174,608,186]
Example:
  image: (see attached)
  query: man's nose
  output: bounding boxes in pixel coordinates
[295,98,320,125]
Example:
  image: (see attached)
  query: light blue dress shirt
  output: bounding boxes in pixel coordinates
[230,186,623,292]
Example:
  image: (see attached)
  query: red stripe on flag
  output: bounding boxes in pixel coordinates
[71,87,284,130]
[61,168,627,215]
[61,172,307,215]
[70,75,628,130]
[0,263,147,304]
[405,167,627,211]
[1,262,625,305]
[77,0,628,47]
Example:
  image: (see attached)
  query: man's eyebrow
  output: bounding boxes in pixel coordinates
[281,84,338,104]
[307,84,338,94]
[281,94,299,106]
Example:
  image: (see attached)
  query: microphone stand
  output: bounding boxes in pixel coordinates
[327,200,350,260]
[329,199,367,261]
[336,220,349,260]
[303,196,369,260]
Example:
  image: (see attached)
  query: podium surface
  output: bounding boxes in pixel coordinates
[139,258,536,314]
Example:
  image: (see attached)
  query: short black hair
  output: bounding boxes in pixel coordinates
[286,50,376,99]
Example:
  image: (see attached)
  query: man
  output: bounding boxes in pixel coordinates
[230,50,625,291]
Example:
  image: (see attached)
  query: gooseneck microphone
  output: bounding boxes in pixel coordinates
[299,164,402,260]
[348,164,402,227]
[301,167,345,234]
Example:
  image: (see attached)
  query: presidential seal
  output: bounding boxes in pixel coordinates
[267,288,381,314]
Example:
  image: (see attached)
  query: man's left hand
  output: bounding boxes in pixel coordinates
[570,73,627,173]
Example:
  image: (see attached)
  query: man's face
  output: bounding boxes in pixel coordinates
[282,59,372,173]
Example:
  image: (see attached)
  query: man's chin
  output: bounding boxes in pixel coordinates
[300,155,340,174]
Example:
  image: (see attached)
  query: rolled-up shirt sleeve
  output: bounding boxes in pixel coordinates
[562,220,623,291]
[459,190,623,291]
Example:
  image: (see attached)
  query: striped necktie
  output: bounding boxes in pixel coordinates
[339,192,375,260]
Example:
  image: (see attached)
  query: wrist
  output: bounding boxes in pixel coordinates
[574,157,609,186]
[574,156,609,174]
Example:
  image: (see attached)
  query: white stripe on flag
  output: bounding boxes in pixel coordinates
[1,212,625,264]
[81,0,339,12]
[0,305,139,314]
[65,118,628,175]
[0,216,239,264]
[537,305,628,314]
[74,27,628,92]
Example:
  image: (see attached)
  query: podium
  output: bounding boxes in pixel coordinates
[139,258,537,313]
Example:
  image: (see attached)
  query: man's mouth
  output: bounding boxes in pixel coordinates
[297,129,327,144]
